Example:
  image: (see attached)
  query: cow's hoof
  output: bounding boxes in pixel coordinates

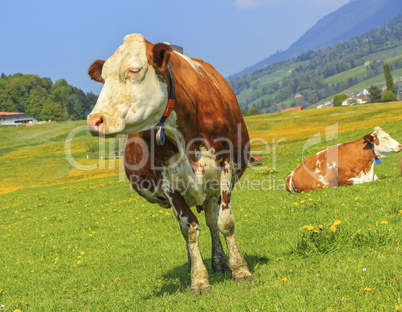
[190,284,212,295]
[234,274,256,284]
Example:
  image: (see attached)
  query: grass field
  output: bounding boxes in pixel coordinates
[1,102,402,311]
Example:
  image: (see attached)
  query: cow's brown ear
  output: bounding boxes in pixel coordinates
[363,134,374,143]
[152,43,173,70]
[88,60,105,83]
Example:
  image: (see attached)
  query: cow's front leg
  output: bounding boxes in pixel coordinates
[168,191,211,294]
[218,162,254,283]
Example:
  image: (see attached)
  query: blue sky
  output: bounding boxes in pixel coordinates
[0,0,349,94]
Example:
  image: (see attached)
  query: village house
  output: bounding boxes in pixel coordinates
[0,112,36,125]
[364,61,372,67]
[317,101,333,109]
[357,88,370,96]
[341,94,369,106]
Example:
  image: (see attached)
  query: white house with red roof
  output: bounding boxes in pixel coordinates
[0,112,36,125]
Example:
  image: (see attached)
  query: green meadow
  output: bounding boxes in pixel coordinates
[1,102,402,311]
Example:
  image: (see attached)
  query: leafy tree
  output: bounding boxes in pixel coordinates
[247,107,260,116]
[84,92,98,117]
[40,99,66,121]
[368,85,382,103]
[0,73,97,121]
[381,90,397,102]
[383,63,396,94]
[333,94,349,107]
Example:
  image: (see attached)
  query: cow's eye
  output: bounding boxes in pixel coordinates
[127,68,141,76]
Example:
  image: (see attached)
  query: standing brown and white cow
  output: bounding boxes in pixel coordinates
[87,34,253,294]
[286,126,402,193]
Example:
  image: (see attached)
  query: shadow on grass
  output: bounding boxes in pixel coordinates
[148,254,269,297]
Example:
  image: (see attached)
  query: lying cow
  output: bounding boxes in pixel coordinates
[87,34,253,294]
[286,126,402,193]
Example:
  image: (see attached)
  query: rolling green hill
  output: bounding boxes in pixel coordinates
[230,15,402,114]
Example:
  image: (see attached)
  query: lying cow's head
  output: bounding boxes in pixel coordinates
[363,126,402,157]
[87,33,173,136]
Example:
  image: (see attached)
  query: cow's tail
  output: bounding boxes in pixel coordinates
[285,172,297,194]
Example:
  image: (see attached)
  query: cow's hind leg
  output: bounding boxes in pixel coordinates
[204,196,231,274]
[168,191,211,294]
[219,163,254,283]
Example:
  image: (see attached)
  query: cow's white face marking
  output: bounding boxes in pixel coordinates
[88,34,169,135]
[373,127,402,157]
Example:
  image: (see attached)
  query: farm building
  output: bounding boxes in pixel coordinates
[317,101,333,109]
[341,95,369,106]
[0,112,36,125]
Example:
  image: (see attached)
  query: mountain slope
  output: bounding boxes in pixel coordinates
[238,0,401,75]
[229,14,402,113]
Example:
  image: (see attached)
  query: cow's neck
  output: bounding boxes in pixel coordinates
[359,138,379,165]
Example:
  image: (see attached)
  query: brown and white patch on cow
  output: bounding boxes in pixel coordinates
[176,53,204,76]
[161,145,220,208]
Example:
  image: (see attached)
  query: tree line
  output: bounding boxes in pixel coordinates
[0,73,97,121]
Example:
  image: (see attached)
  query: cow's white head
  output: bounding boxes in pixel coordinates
[87,33,173,136]
[364,126,402,158]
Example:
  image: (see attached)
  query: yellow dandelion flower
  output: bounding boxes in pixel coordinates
[318,224,324,230]
[399,210,402,214]
[77,261,81,265]
[282,277,288,282]
[54,257,59,262]
[330,225,337,232]
[333,220,342,226]
[362,287,375,291]
[354,197,359,201]
[80,251,85,255]
[380,220,389,224]
[396,305,401,311]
